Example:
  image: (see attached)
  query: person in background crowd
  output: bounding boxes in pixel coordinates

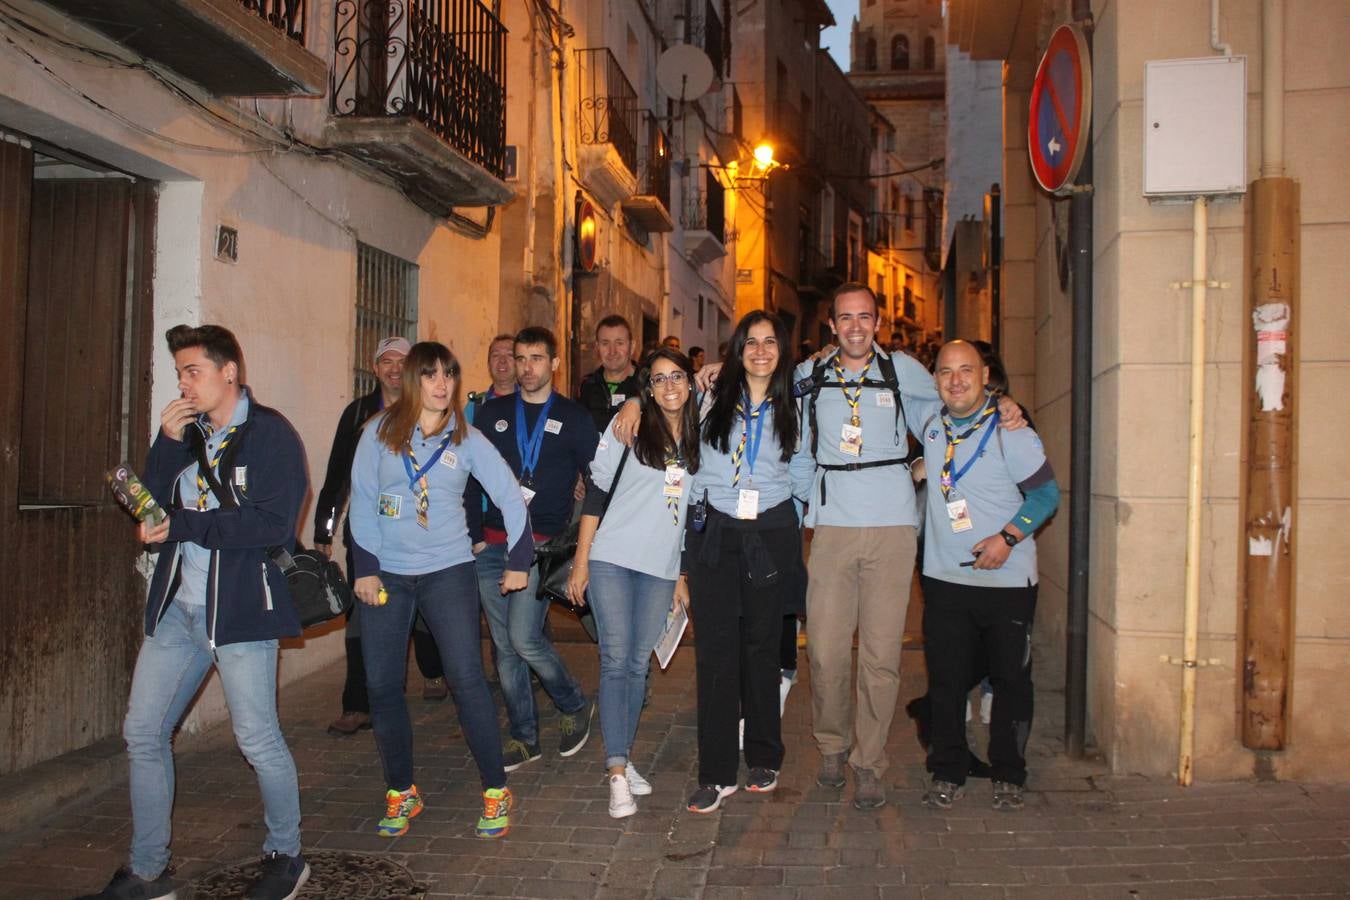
[568,348,699,818]
[681,311,808,814]
[80,325,309,900]
[316,337,449,738]
[689,346,706,373]
[578,315,641,432]
[468,327,598,772]
[468,334,519,423]
[349,341,528,839]
[661,334,681,351]
[913,340,1058,813]
[888,330,906,353]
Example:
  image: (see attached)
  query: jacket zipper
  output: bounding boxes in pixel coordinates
[261,561,275,611]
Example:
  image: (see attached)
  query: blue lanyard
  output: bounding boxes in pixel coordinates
[942,411,999,494]
[741,396,768,480]
[515,391,556,482]
[401,428,454,490]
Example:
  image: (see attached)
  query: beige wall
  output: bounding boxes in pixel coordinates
[1009,0,1350,780]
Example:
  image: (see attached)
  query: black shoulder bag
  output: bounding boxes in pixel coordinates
[535,445,632,605]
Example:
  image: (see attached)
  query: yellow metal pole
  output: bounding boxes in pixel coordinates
[1179,195,1208,787]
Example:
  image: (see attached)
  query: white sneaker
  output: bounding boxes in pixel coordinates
[608,773,637,818]
[625,762,652,796]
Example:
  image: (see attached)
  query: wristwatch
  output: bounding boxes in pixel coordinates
[998,529,1019,547]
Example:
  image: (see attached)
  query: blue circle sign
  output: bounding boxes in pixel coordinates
[1029,25,1092,194]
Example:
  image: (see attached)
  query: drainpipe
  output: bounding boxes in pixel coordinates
[1064,0,1094,761]
[1241,0,1297,753]
[1178,195,1209,787]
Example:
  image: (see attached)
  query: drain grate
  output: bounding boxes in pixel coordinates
[189,850,426,898]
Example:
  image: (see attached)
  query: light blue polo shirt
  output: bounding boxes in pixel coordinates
[588,421,691,580]
[691,401,801,518]
[790,349,938,528]
[175,393,250,606]
[349,413,531,576]
[912,399,1049,587]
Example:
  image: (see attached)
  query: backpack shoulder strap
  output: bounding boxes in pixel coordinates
[807,355,833,458]
[874,351,904,442]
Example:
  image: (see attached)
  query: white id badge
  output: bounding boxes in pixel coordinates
[946,498,973,533]
[839,423,863,456]
[611,393,626,406]
[521,485,537,506]
[378,493,402,518]
[736,488,760,520]
[663,465,686,498]
[440,451,458,469]
[876,392,894,408]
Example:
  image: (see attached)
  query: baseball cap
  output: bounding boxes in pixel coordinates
[374,337,412,365]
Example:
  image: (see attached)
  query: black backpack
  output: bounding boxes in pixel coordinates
[797,347,909,506]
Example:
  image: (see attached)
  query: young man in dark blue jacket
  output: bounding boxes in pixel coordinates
[79,325,309,900]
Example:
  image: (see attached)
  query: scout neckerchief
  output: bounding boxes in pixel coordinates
[402,426,454,529]
[663,450,686,525]
[832,349,875,427]
[939,396,999,501]
[515,390,556,488]
[196,422,239,511]
[730,394,767,487]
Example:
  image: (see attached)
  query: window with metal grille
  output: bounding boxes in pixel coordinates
[354,242,418,398]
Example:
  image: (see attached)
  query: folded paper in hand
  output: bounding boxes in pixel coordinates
[653,603,688,670]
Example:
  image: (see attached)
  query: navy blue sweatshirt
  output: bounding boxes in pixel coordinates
[142,387,308,648]
[467,390,598,540]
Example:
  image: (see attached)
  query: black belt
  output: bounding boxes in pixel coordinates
[817,457,908,506]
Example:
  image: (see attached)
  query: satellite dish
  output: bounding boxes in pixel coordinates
[657,44,715,103]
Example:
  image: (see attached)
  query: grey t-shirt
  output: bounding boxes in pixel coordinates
[913,399,1048,588]
[589,421,690,580]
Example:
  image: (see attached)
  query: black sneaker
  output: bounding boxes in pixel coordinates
[992,780,1025,812]
[75,868,177,900]
[923,779,964,810]
[247,851,310,900]
[686,783,738,813]
[558,700,593,757]
[745,766,779,793]
[502,738,542,772]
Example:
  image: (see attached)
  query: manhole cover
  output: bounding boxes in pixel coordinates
[189,850,426,898]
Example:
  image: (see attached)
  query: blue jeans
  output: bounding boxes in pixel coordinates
[475,542,587,746]
[362,562,505,791]
[586,561,673,768]
[123,599,300,879]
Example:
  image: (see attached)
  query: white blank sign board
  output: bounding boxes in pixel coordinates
[1143,56,1247,197]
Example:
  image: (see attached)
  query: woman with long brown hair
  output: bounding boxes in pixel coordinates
[349,341,532,840]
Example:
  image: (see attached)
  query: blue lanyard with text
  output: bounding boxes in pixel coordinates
[940,410,998,498]
[515,391,555,484]
[732,395,767,485]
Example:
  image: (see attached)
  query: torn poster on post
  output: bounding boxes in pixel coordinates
[1252,301,1289,412]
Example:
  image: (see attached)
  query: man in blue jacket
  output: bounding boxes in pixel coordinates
[79,325,309,900]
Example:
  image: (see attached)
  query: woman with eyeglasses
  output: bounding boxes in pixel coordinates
[567,348,700,818]
[348,341,532,840]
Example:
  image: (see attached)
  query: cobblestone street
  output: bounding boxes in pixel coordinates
[2,612,1348,899]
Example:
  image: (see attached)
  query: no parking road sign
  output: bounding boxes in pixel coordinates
[1029,24,1092,194]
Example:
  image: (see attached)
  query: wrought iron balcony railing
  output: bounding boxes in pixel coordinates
[637,112,671,209]
[576,48,640,176]
[690,0,726,78]
[331,0,507,179]
[238,0,307,44]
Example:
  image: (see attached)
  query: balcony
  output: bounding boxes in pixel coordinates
[40,0,326,95]
[689,0,727,81]
[575,47,640,208]
[327,0,511,214]
[621,112,673,233]
[866,212,893,250]
[798,240,846,294]
[681,171,727,265]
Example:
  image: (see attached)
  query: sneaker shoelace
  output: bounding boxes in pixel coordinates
[386,789,415,819]
[482,789,509,820]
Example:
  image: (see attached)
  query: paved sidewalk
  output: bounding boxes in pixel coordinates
[2,611,1348,899]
